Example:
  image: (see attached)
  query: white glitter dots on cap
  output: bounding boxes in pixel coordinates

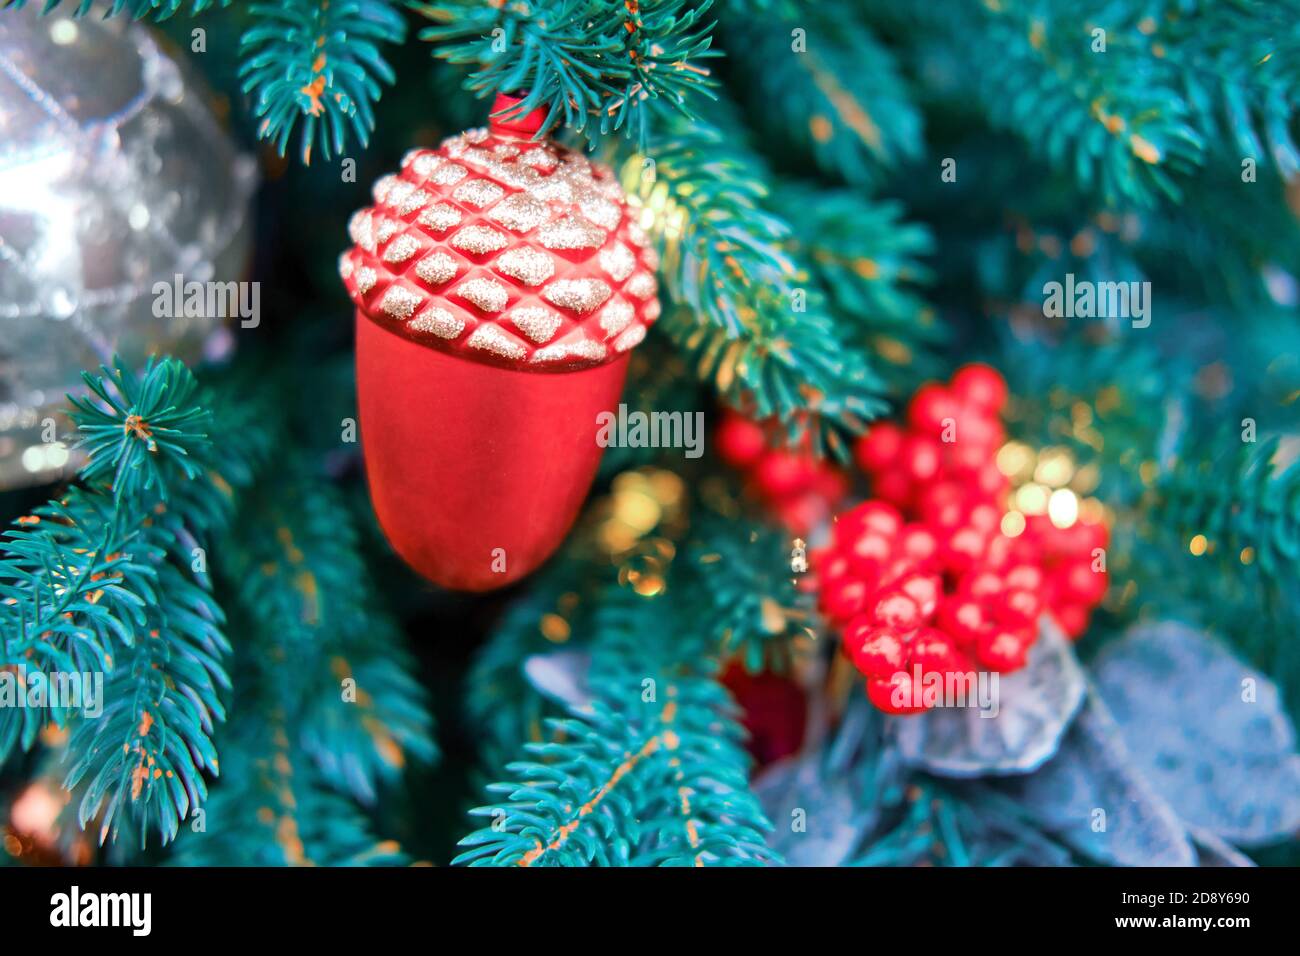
[507,306,563,344]
[417,203,462,234]
[599,243,636,282]
[453,179,505,208]
[380,285,422,321]
[456,277,511,313]
[494,248,555,286]
[488,193,547,233]
[537,215,605,251]
[543,278,611,314]
[410,306,464,339]
[451,225,509,256]
[467,324,527,360]
[382,234,421,264]
[414,252,458,286]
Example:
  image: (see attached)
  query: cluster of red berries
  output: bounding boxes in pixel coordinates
[817,364,1107,714]
[1013,513,1109,639]
[715,410,849,535]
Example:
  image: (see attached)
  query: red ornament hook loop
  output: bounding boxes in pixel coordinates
[489,92,548,139]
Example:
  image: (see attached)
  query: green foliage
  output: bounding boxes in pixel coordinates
[773,183,941,392]
[239,0,406,163]
[1150,434,1300,581]
[720,6,922,186]
[686,515,810,673]
[456,590,777,866]
[171,720,410,866]
[215,468,438,806]
[1,0,228,19]
[624,98,894,453]
[0,358,259,848]
[413,0,718,148]
[960,0,1203,207]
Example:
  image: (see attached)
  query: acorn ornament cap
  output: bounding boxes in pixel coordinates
[341,94,660,591]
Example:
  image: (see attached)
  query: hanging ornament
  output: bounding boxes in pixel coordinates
[341,94,660,591]
[816,364,1109,714]
[0,6,256,490]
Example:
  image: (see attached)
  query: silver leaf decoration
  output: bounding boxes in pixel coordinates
[1092,621,1300,845]
[892,617,1086,777]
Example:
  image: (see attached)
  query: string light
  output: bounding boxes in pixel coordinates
[1047,488,1079,528]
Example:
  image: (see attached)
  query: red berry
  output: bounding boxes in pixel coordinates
[716,412,768,469]
[917,480,967,530]
[775,493,827,536]
[998,588,1044,626]
[1057,559,1108,605]
[975,460,1009,499]
[846,621,907,676]
[866,671,926,715]
[952,410,1005,453]
[839,500,904,542]
[961,569,1005,601]
[978,627,1032,672]
[873,469,913,510]
[897,571,942,620]
[854,421,905,473]
[753,450,818,499]
[984,533,1016,569]
[941,525,987,574]
[846,531,894,579]
[813,465,850,504]
[910,627,966,676]
[820,576,870,623]
[967,501,1002,535]
[899,434,942,483]
[878,555,919,589]
[869,588,924,631]
[1004,563,1045,592]
[938,596,989,647]
[950,363,1008,413]
[816,550,852,584]
[897,523,940,565]
[908,384,962,437]
[1053,603,1091,640]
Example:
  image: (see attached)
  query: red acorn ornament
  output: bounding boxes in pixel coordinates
[340,95,660,591]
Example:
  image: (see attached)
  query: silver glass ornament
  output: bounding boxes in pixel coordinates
[0,5,255,489]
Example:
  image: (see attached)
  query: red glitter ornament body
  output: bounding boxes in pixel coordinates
[341,96,660,590]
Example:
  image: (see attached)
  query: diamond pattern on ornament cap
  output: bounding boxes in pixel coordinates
[341,92,660,372]
[411,306,464,339]
[456,277,511,313]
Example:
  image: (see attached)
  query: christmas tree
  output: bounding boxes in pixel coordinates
[2,0,1298,870]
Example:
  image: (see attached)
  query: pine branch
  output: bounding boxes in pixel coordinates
[719,6,923,186]
[619,97,891,453]
[413,0,718,148]
[215,468,438,806]
[687,515,812,673]
[455,589,777,866]
[2,0,229,19]
[171,717,409,866]
[771,182,940,391]
[1152,0,1300,175]
[239,0,406,164]
[949,0,1204,206]
[0,358,267,848]
[1147,433,1300,587]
